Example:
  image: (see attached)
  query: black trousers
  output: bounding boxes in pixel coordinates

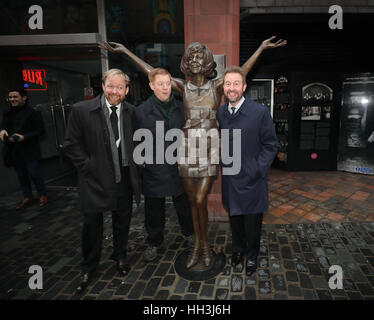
[11,149,46,199]
[81,166,133,274]
[229,212,264,260]
[144,192,193,246]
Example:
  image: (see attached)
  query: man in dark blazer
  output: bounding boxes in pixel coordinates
[217,66,278,276]
[0,88,48,209]
[63,69,140,293]
[134,68,193,262]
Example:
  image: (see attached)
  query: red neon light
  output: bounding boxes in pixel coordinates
[22,69,48,91]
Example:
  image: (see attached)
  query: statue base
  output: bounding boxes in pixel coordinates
[174,248,226,281]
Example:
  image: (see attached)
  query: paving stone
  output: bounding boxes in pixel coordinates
[259,257,269,268]
[356,283,374,296]
[128,282,146,299]
[174,279,188,294]
[299,273,314,289]
[315,289,333,301]
[124,271,141,284]
[108,279,122,290]
[221,266,231,275]
[284,260,296,270]
[139,265,157,280]
[143,278,161,297]
[217,277,230,287]
[231,295,243,300]
[215,288,229,300]
[352,254,368,265]
[170,295,182,300]
[155,290,169,300]
[296,263,308,273]
[350,270,367,282]
[187,282,201,294]
[259,280,272,295]
[245,278,256,286]
[161,275,175,287]
[98,291,114,300]
[281,247,292,259]
[286,271,298,282]
[183,294,197,300]
[269,244,279,252]
[155,263,170,277]
[304,252,317,263]
[244,287,256,300]
[273,274,286,291]
[258,269,270,280]
[115,283,132,296]
[319,257,331,268]
[287,284,302,297]
[311,276,329,289]
[308,263,322,275]
[89,281,107,294]
[231,275,243,292]
[302,289,316,300]
[271,262,283,272]
[200,285,214,299]
[347,292,363,300]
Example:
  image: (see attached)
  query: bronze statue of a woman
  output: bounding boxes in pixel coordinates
[100,36,286,269]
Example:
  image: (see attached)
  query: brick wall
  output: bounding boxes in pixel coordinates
[240,0,374,13]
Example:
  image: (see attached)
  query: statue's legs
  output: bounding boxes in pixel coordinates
[182,176,214,269]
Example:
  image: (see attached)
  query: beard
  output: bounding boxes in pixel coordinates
[226,92,243,104]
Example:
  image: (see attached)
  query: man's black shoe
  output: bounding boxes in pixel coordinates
[76,273,91,294]
[231,252,244,267]
[117,259,130,277]
[246,259,257,276]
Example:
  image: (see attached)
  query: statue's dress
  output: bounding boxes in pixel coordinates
[178,80,220,178]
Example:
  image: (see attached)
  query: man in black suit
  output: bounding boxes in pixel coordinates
[63,69,140,293]
[0,88,48,209]
[134,68,193,262]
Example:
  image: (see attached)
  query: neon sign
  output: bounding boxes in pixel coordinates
[22,69,48,91]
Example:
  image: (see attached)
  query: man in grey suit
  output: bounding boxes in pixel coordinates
[63,69,140,293]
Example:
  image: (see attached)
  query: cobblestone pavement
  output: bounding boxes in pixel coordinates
[0,169,374,300]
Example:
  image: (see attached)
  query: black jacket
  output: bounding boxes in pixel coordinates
[1,105,45,167]
[134,96,185,197]
[62,95,141,213]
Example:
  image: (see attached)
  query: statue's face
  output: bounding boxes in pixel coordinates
[187,50,204,74]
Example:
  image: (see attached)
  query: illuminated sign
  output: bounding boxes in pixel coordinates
[22,69,48,91]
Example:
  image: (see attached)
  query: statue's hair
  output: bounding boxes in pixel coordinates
[180,42,216,78]
[102,68,130,86]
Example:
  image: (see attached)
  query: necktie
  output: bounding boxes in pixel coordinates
[231,106,236,116]
[110,106,119,141]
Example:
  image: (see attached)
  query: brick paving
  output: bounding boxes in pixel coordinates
[0,169,374,300]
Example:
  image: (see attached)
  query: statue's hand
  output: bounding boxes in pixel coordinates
[260,36,287,50]
[98,41,127,53]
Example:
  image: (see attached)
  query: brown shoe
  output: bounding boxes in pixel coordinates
[39,196,48,207]
[16,198,33,210]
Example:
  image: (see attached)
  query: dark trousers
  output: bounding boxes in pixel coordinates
[229,212,264,260]
[145,192,193,246]
[81,166,133,274]
[12,150,46,199]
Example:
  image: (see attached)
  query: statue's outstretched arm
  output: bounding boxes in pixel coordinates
[99,41,184,93]
[99,41,154,74]
[241,36,287,77]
